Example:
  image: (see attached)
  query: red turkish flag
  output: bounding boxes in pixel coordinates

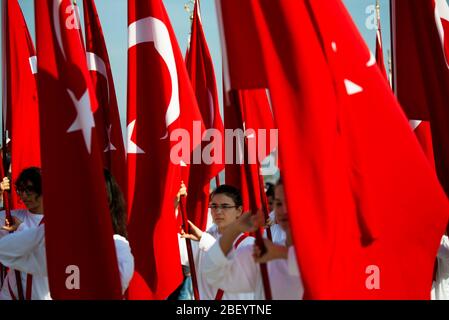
[224,89,275,213]
[218,0,449,299]
[392,0,449,197]
[184,0,224,231]
[34,0,122,299]
[83,0,126,196]
[2,0,41,209]
[127,0,204,299]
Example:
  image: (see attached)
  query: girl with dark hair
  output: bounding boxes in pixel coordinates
[0,168,134,299]
[178,184,255,300]
[0,167,47,299]
[104,169,127,238]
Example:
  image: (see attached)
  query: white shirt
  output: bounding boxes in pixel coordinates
[0,209,46,300]
[0,222,134,299]
[179,224,255,300]
[203,240,304,300]
[432,235,449,300]
[264,224,286,245]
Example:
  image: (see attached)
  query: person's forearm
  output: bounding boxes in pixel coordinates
[273,245,289,260]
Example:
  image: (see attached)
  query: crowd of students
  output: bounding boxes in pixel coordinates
[0,167,446,300]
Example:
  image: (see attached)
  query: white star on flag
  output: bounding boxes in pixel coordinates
[104,124,117,152]
[67,89,95,154]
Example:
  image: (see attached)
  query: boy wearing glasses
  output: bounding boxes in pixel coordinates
[202,178,304,300]
[179,184,255,300]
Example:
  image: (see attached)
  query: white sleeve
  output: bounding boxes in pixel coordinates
[114,236,135,294]
[437,236,449,260]
[178,235,189,266]
[203,241,258,293]
[178,235,202,267]
[287,246,300,276]
[0,225,47,276]
[198,232,216,251]
[269,211,275,221]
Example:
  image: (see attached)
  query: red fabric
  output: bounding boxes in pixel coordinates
[224,89,275,213]
[393,0,449,197]
[184,0,224,231]
[2,0,41,209]
[224,91,262,212]
[83,0,127,197]
[218,0,449,299]
[34,0,122,299]
[375,20,388,81]
[127,0,204,299]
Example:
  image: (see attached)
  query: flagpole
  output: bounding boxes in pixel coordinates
[215,175,221,187]
[389,0,397,94]
[1,1,25,299]
[179,195,200,300]
[0,0,12,229]
[387,49,393,88]
[230,90,273,300]
[243,150,272,300]
[259,173,272,241]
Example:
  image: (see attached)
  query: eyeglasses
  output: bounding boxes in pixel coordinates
[209,204,238,211]
[16,185,36,196]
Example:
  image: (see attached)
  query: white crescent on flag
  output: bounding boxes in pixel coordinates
[53,0,66,59]
[86,52,110,103]
[128,16,181,139]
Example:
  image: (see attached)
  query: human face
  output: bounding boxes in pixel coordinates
[16,181,42,214]
[274,185,289,232]
[210,193,242,233]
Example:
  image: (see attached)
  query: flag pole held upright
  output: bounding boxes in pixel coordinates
[1,0,13,227]
[230,90,272,300]
[179,195,200,300]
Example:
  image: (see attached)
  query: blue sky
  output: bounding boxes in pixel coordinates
[3,0,392,134]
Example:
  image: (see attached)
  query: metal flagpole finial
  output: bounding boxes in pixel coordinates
[376,0,381,25]
[184,0,195,21]
[387,49,393,87]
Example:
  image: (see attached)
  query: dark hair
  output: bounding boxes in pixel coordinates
[265,182,275,198]
[104,169,128,238]
[15,167,42,196]
[210,185,243,207]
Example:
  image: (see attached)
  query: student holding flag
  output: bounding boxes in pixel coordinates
[0,167,46,300]
[0,168,134,299]
[180,185,255,300]
[202,178,304,300]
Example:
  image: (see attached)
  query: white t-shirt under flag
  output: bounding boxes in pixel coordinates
[0,209,46,300]
[203,238,304,300]
[0,215,134,299]
[432,235,449,300]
